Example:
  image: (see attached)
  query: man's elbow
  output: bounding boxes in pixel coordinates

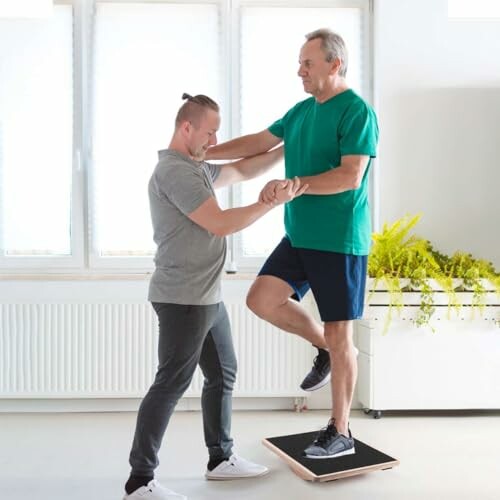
[351,178,362,190]
[349,169,365,190]
[209,220,232,237]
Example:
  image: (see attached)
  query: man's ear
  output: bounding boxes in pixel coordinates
[329,57,342,75]
[180,120,192,137]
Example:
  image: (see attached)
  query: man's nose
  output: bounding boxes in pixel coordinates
[210,134,218,146]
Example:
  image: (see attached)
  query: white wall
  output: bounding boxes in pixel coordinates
[3,1,500,412]
[374,0,500,266]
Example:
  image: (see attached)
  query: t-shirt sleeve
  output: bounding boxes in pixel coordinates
[268,117,285,139]
[204,162,222,182]
[157,164,213,216]
[268,100,307,139]
[339,102,379,158]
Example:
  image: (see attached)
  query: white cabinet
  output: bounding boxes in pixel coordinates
[356,304,500,417]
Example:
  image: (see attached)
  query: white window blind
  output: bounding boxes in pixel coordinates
[0,5,73,260]
[91,1,223,263]
[235,4,367,267]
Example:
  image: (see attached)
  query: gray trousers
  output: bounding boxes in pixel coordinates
[129,301,237,476]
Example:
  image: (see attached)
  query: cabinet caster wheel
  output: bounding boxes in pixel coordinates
[373,410,382,419]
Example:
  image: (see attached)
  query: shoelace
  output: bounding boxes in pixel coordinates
[313,420,338,446]
[313,351,329,370]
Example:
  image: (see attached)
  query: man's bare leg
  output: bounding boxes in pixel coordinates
[246,275,327,349]
[324,320,357,436]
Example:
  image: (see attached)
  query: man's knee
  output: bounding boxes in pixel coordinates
[246,276,293,317]
[246,285,267,316]
[246,280,280,318]
[204,360,237,392]
[324,321,353,348]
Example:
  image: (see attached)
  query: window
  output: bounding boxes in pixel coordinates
[0,3,75,267]
[0,0,372,272]
[91,1,222,265]
[448,0,500,18]
[236,3,368,269]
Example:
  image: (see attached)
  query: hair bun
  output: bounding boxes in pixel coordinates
[182,93,192,100]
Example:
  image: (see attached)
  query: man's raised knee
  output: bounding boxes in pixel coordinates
[246,286,268,317]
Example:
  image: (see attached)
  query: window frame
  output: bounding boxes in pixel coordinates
[0,0,374,274]
[87,0,226,271]
[0,0,84,271]
[232,0,374,271]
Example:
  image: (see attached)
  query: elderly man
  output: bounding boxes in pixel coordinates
[207,29,379,459]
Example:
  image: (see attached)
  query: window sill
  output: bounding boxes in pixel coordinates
[0,272,257,281]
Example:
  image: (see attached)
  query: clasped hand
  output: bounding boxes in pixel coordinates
[259,177,308,206]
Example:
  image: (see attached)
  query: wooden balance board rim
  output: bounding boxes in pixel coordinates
[262,438,400,482]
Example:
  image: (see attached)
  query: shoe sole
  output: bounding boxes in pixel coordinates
[304,447,356,459]
[205,469,269,481]
[301,371,331,392]
[301,349,359,392]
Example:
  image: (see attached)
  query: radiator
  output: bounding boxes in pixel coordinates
[0,303,313,398]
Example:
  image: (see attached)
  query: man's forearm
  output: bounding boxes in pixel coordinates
[207,129,282,160]
[216,203,273,236]
[299,166,362,195]
[232,146,283,182]
[207,134,266,160]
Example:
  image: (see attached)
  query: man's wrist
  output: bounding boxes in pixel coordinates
[257,199,275,210]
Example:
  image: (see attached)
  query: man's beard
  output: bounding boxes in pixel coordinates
[193,149,206,161]
[189,145,206,162]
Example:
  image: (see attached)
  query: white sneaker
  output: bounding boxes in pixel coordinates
[205,454,269,480]
[123,480,187,500]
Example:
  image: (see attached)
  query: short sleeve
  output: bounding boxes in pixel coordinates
[204,162,222,182]
[268,117,285,139]
[339,103,379,158]
[157,165,213,216]
[268,99,311,139]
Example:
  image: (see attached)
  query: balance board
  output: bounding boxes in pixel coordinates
[263,431,399,482]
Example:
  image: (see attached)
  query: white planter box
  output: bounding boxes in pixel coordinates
[357,300,500,416]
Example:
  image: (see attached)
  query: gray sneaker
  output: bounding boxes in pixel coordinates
[303,419,355,459]
[300,348,331,391]
[300,347,360,392]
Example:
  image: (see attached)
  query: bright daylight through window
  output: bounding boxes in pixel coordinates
[0,0,370,271]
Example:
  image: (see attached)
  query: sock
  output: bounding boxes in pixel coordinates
[207,457,229,471]
[313,345,329,353]
[125,475,154,495]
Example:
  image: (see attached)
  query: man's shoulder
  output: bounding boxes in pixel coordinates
[157,150,193,169]
[291,96,315,113]
[342,90,375,113]
[279,97,315,126]
[155,151,203,177]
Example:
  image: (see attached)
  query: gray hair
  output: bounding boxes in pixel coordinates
[305,28,348,77]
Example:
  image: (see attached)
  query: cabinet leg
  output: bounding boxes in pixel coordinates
[293,397,308,412]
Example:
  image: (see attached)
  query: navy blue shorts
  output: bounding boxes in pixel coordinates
[258,237,367,322]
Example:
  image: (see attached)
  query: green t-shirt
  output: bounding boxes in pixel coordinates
[268,89,379,255]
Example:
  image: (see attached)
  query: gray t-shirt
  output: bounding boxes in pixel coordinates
[148,149,225,305]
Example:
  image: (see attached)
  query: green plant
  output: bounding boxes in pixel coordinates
[368,214,440,328]
[368,214,500,329]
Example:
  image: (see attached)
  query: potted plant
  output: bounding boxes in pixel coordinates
[358,215,500,417]
[366,214,500,330]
